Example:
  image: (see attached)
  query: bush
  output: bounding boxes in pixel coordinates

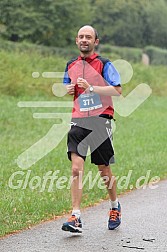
[100,44,143,63]
[0,39,78,59]
[144,46,167,65]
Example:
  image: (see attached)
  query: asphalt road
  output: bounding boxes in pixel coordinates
[0,180,167,252]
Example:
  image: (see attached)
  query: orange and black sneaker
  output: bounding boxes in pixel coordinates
[62,215,82,233]
[108,202,121,230]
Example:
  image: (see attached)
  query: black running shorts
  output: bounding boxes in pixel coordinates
[67,116,115,166]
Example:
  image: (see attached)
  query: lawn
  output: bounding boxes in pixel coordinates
[0,50,167,236]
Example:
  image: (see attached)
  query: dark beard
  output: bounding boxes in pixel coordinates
[79,44,90,52]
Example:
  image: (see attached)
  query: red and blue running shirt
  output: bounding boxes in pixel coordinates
[63,53,121,118]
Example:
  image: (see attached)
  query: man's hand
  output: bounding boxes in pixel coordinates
[66,84,75,95]
[77,77,90,90]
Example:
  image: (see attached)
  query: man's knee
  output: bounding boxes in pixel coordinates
[71,153,84,177]
[98,165,111,176]
[72,166,83,177]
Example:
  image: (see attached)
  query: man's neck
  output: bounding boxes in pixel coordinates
[80,51,95,58]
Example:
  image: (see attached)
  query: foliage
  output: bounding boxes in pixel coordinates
[144,46,167,65]
[100,44,142,63]
[92,0,167,49]
[144,0,167,48]
[0,0,92,46]
[0,0,167,48]
[0,39,78,58]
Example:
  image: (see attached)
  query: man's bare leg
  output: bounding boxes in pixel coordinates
[71,153,84,210]
[98,164,121,230]
[62,153,84,232]
[98,165,117,201]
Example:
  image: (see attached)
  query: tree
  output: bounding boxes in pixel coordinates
[0,0,92,46]
[144,0,167,48]
[92,0,167,48]
[0,0,167,48]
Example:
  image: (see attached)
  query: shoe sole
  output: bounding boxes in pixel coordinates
[62,225,82,233]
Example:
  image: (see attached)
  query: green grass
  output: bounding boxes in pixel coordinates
[0,50,67,96]
[0,50,167,236]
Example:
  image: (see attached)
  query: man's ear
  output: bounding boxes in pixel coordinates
[76,37,78,45]
[94,39,99,46]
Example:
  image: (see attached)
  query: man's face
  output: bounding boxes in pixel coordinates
[76,27,99,53]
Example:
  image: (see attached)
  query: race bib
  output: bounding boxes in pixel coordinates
[78,93,102,111]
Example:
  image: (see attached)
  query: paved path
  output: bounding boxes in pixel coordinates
[0,180,167,252]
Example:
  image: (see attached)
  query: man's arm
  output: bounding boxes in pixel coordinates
[63,64,75,95]
[77,79,121,96]
[91,85,122,96]
[77,61,122,96]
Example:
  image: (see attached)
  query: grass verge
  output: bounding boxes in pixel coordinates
[0,50,167,236]
[0,93,167,236]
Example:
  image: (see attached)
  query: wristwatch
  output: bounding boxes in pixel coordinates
[89,85,94,92]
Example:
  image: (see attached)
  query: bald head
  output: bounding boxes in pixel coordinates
[76,25,99,56]
[78,25,98,40]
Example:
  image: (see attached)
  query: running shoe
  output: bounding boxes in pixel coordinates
[62,215,82,233]
[108,202,121,230]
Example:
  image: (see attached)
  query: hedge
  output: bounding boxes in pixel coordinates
[1,39,167,65]
[144,46,167,65]
[0,39,78,58]
[99,44,143,63]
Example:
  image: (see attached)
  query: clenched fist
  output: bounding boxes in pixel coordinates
[77,77,90,90]
[66,83,75,95]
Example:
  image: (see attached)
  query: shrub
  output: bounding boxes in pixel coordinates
[144,46,167,65]
[100,44,143,63]
[0,39,78,58]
